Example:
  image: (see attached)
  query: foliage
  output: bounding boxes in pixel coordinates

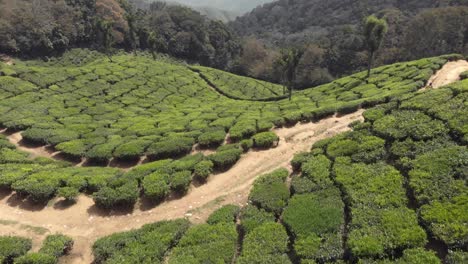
[252,132,279,148]
[0,236,31,263]
[93,219,190,264]
[249,169,289,215]
[168,223,237,264]
[239,205,276,234]
[237,222,291,264]
[193,160,214,181]
[206,205,240,225]
[13,253,56,264]
[208,148,243,170]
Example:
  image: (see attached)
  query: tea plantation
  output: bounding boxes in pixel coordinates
[0,234,73,264]
[0,51,460,208]
[86,79,467,263]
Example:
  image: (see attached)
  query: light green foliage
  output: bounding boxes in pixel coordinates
[283,189,344,262]
[168,223,237,264]
[193,160,214,180]
[206,205,240,225]
[239,205,276,234]
[252,132,279,148]
[249,169,290,214]
[13,253,56,264]
[39,235,73,259]
[0,236,32,263]
[237,222,291,264]
[93,219,190,264]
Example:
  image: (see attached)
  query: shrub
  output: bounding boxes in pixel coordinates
[239,205,276,234]
[13,253,56,264]
[206,205,240,225]
[240,139,253,152]
[57,187,79,202]
[252,132,279,148]
[92,180,139,209]
[283,189,344,262]
[147,137,195,160]
[113,140,149,160]
[0,236,32,263]
[193,160,214,181]
[208,148,243,170]
[249,169,290,215]
[460,71,468,80]
[168,223,237,264]
[291,152,313,171]
[93,219,190,264]
[142,172,170,201]
[373,110,448,140]
[237,223,291,264]
[198,130,226,147]
[170,153,204,172]
[446,250,468,264]
[39,234,73,258]
[300,155,333,190]
[170,170,192,194]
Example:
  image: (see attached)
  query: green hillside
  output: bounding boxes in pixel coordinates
[89,79,468,263]
[0,51,463,208]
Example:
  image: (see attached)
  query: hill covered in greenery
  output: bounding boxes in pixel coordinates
[0,50,459,209]
[89,78,467,263]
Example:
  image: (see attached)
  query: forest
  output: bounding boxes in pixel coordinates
[0,0,467,87]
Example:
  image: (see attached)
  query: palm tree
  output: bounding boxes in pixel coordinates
[277,48,303,100]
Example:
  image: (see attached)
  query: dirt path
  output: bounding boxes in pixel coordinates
[424,60,468,89]
[0,110,363,264]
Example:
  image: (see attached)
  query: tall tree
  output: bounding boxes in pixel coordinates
[276,48,303,101]
[97,20,115,62]
[147,31,157,60]
[364,15,388,80]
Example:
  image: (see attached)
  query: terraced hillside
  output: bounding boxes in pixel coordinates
[89,78,468,264]
[0,51,462,209]
[0,51,466,263]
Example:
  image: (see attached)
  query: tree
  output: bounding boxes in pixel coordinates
[147,31,158,60]
[126,12,138,56]
[97,20,115,62]
[364,15,388,80]
[276,48,303,100]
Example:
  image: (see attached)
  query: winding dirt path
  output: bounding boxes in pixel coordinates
[0,111,363,264]
[424,60,468,89]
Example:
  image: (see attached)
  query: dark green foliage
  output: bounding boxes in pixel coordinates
[252,132,279,148]
[300,155,333,190]
[208,148,243,170]
[240,139,253,152]
[249,169,290,214]
[170,170,192,194]
[93,219,190,264]
[142,172,170,201]
[334,159,427,258]
[193,160,214,181]
[147,137,195,160]
[446,250,468,264]
[168,223,237,264]
[13,253,56,264]
[290,152,313,171]
[373,110,448,140]
[0,236,31,263]
[198,130,226,147]
[239,205,276,234]
[206,205,240,225]
[237,223,291,264]
[92,180,139,209]
[39,235,73,259]
[57,187,79,202]
[460,71,468,80]
[283,189,344,262]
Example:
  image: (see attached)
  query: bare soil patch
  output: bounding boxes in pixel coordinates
[424,60,468,89]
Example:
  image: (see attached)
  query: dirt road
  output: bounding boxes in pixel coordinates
[0,110,364,263]
[424,60,468,89]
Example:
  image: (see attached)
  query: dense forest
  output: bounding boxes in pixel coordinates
[231,0,468,86]
[0,0,467,87]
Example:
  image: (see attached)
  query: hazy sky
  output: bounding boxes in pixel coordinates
[172,0,275,13]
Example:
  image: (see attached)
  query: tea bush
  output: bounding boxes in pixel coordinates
[93,219,190,264]
[206,205,240,225]
[249,169,290,215]
[252,132,279,148]
[0,236,31,263]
